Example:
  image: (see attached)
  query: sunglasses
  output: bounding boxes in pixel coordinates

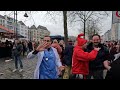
[43,40,50,42]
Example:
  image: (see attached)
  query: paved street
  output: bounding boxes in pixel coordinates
[0,56,37,79]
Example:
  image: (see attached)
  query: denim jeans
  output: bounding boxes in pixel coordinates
[14,56,23,69]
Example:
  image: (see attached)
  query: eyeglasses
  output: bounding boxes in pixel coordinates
[43,40,50,42]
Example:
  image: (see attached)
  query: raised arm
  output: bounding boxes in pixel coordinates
[27,42,48,60]
[27,51,38,59]
[76,49,98,61]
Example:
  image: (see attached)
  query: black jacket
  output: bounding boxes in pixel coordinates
[86,43,110,70]
[105,57,120,79]
[12,43,23,56]
[63,44,74,66]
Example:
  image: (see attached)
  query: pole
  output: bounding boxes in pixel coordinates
[16,11,17,39]
[14,11,15,39]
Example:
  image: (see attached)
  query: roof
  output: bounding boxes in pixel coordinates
[4,15,14,20]
[37,25,48,30]
[0,25,14,33]
[18,21,26,26]
[29,25,37,29]
[0,15,5,19]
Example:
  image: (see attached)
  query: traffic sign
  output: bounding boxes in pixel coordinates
[116,11,120,18]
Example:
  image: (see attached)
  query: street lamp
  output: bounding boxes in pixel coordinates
[24,11,28,17]
[24,11,30,41]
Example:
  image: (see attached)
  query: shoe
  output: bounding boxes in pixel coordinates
[0,73,4,75]
[12,69,17,72]
[19,69,23,72]
[9,59,13,61]
[5,60,11,62]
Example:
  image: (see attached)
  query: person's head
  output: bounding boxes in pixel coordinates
[14,39,20,44]
[81,43,88,49]
[68,39,73,45]
[43,36,52,48]
[77,33,87,49]
[53,39,58,44]
[59,40,65,45]
[92,34,101,47]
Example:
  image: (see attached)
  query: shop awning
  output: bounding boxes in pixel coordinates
[0,25,14,33]
[0,29,7,33]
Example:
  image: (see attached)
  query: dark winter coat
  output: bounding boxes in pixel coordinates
[63,44,74,66]
[86,43,110,71]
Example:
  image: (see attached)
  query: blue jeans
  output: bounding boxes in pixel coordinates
[14,56,23,69]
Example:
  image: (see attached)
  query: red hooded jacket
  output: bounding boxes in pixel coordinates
[72,45,98,75]
[72,33,98,75]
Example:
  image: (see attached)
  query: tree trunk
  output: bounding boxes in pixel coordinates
[63,11,68,46]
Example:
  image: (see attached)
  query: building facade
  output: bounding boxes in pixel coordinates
[28,25,50,41]
[4,15,15,31]
[17,21,28,40]
[0,14,50,41]
[0,15,5,27]
[118,23,120,40]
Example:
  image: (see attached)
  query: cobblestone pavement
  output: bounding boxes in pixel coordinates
[0,56,37,79]
[0,56,108,79]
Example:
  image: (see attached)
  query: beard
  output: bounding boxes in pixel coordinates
[93,42,100,47]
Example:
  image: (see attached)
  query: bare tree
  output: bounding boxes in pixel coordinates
[44,11,69,45]
[41,11,110,45]
[86,19,101,40]
[63,11,68,45]
[68,11,110,38]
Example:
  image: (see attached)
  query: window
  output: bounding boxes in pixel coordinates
[21,25,24,29]
[21,29,23,31]
[21,32,24,35]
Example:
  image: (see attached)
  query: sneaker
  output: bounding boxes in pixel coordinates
[9,59,13,61]
[0,73,4,75]
[19,69,23,72]
[12,69,17,72]
[5,60,11,62]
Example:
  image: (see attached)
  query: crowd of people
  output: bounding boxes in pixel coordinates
[27,34,120,79]
[1,33,120,79]
[0,39,40,72]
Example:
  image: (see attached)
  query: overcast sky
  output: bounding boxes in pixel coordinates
[0,11,112,37]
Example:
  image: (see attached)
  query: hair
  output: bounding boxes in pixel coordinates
[44,35,52,41]
[59,40,64,44]
[92,34,101,39]
[114,42,118,45]
[53,39,58,43]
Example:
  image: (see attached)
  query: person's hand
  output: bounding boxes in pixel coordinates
[36,42,48,52]
[94,47,101,51]
[103,60,111,71]
[58,66,65,72]
[58,66,65,76]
